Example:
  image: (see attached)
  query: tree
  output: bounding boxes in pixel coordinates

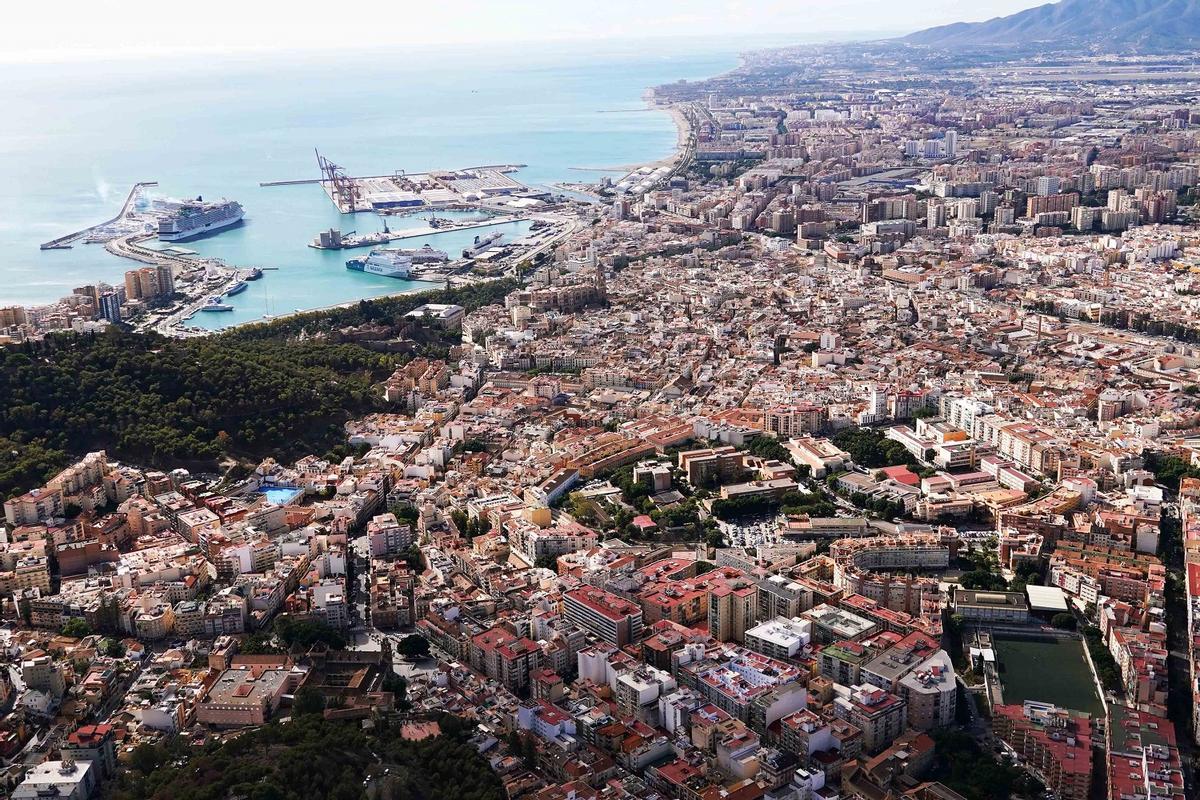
[1050,613,1076,630]
[534,553,559,571]
[389,503,419,525]
[99,637,126,657]
[398,545,426,573]
[832,427,918,469]
[293,686,326,716]
[397,634,430,659]
[61,618,91,639]
[127,742,167,776]
[959,571,1009,591]
[274,617,346,650]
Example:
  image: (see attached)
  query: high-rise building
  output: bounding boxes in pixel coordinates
[98,292,122,324]
[709,577,759,642]
[124,265,175,301]
[0,306,28,328]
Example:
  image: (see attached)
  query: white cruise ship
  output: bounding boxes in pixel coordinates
[345,249,415,278]
[158,198,245,242]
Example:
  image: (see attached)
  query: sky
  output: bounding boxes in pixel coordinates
[4,0,1051,62]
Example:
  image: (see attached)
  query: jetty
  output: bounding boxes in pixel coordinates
[39,182,158,250]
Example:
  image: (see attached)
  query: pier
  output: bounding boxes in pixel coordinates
[309,217,524,251]
[39,182,158,250]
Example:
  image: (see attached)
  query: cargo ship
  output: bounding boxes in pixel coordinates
[158,198,244,242]
[462,231,504,258]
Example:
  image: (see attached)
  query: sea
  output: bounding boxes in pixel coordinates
[0,37,787,329]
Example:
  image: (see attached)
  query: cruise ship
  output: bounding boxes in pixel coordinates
[345,249,416,279]
[158,198,244,242]
[226,281,248,296]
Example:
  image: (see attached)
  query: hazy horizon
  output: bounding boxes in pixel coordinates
[7,0,1049,63]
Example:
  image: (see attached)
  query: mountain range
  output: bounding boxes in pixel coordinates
[901,0,1200,51]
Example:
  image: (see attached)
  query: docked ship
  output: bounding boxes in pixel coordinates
[198,296,234,312]
[404,244,450,263]
[226,281,248,296]
[244,267,263,281]
[345,244,448,272]
[345,249,415,279]
[158,198,244,242]
[462,230,504,258]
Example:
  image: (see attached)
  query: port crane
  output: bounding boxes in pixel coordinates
[315,149,358,212]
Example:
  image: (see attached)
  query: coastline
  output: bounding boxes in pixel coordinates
[11,50,717,337]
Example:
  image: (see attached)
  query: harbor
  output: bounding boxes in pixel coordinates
[16,68,688,338]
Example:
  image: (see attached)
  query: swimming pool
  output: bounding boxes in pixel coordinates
[256,485,304,506]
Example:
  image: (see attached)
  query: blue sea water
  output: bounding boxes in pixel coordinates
[0,39,747,327]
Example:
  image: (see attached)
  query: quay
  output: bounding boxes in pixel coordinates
[104,233,203,267]
[260,164,527,188]
[309,217,524,251]
[39,181,158,250]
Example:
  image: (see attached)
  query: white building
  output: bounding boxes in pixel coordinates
[13,759,98,800]
[744,617,813,659]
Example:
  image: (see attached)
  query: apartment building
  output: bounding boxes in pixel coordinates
[709,578,759,642]
[744,617,812,659]
[833,684,908,755]
[992,702,1092,800]
[564,586,644,647]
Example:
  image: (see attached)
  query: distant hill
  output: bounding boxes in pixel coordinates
[901,0,1200,51]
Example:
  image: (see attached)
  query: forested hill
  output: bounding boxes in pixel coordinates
[0,280,515,500]
[113,713,505,800]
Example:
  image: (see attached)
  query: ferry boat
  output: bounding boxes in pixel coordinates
[226,281,248,296]
[346,244,448,272]
[158,198,244,242]
[198,296,234,312]
[346,249,414,279]
[462,230,504,258]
